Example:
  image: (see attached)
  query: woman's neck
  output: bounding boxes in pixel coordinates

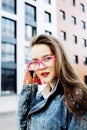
[48,78,58,90]
[41,78,58,99]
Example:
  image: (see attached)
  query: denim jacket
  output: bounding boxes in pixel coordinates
[17,80,87,130]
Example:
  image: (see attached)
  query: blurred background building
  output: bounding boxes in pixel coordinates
[56,0,87,84]
[0,0,87,99]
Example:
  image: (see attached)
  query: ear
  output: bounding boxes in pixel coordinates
[33,73,42,85]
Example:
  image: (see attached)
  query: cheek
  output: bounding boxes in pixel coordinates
[53,67,56,76]
[49,66,56,77]
[34,71,40,78]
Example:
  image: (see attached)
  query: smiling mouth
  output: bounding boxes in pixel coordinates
[41,72,49,77]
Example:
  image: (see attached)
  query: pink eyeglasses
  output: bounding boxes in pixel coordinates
[28,55,56,71]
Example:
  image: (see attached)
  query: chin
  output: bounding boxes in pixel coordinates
[42,79,52,84]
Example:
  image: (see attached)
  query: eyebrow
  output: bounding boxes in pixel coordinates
[32,54,53,60]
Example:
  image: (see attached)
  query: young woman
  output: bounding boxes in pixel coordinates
[17,34,87,130]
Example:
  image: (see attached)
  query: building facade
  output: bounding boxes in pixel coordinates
[0,0,87,97]
[0,0,57,95]
[56,0,87,84]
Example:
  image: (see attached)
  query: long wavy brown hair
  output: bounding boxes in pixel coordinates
[30,34,87,117]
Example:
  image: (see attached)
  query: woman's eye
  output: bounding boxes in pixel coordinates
[44,57,51,61]
[32,61,38,65]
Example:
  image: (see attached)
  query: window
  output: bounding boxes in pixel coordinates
[84,76,87,85]
[60,31,66,40]
[44,0,51,4]
[2,0,16,14]
[81,21,86,29]
[73,35,77,44]
[1,43,16,63]
[83,57,87,65]
[71,0,76,6]
[1,69,16,95]
[24,47,31,63]
[60,10,66,20]
[45,30,52,35]
[25,3,36,23]
[25,24,36,40]
[25,3,37,40]
[72,16,76,25]
[45,11,51,23]
[80,3,85,12]
[82,38,87,47]
[2,17,16,38]
[74,55,78,64]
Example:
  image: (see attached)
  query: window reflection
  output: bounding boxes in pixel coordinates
[1,43,15,63]
[25,3,36,22]
[1,69,16,95]
[24,47,31,63]
[2,17,16,38]
[25,3,37,40]
[44,0,51,4]
[25,24,36,40]
[2,0,16,14]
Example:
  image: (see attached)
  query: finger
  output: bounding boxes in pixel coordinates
[23,75,33,84]
[23,65,33,84]
[23,79,30,85]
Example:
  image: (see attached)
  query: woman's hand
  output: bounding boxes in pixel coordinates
[23,65,33,85]
[23,65,42,85]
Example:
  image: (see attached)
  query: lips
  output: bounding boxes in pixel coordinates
[41,72,49,77]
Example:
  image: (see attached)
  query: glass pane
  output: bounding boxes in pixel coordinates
[2,17,16,38]
[2,0,16,14]
[44,0,51,4]
[1,69,16,95]
[25,4,36,22]
[25,25,32,39]
[1,43,15,63]
[25,25,36,40]
[45,12,51,23]
[24,47,31,63]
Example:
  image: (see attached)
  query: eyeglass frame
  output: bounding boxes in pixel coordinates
[28,55,56,71]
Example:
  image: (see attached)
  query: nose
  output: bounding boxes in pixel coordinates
[39,61,46,69]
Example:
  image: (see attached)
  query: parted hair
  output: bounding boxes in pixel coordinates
[30,34,87,117]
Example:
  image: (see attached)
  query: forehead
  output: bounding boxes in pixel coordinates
[31,44,52,59]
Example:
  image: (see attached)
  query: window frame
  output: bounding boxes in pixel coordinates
[60,31,67,41]
[60,10,66,20]
[2,17,16,39]
[71,16,76,25]
[45,11,51,23]
[80,3,85,12]
[73,35,77,44]
[74,55,78,64]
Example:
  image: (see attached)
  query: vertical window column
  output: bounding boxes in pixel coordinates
[25,3,37,41]
[1,17,17,95]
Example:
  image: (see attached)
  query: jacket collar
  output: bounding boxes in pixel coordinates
[27,79,59,116]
